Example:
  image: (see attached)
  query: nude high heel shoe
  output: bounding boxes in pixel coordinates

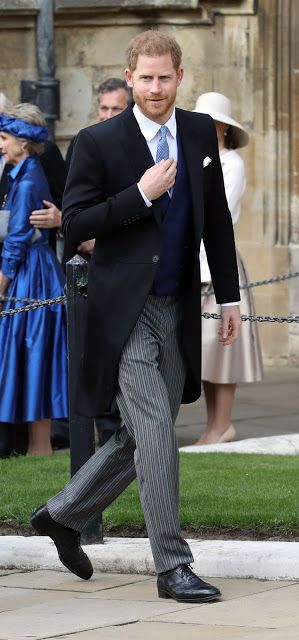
[219,424,236,443]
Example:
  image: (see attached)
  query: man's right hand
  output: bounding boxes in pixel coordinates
[139,158,177,201]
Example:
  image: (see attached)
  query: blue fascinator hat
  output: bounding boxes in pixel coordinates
[0,114,48,143]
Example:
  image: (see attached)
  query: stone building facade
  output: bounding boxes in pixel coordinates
[0,0,298,366]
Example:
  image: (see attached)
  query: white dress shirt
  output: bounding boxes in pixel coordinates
[133,104,176,205]
[133,103,177,162]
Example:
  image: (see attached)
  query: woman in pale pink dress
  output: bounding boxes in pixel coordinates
[194,92,263,444]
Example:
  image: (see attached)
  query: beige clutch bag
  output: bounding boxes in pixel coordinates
[0,209,10,242]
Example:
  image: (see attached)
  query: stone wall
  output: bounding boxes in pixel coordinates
[0,0,298,366]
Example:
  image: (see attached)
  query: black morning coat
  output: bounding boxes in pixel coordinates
[62,105,240,417]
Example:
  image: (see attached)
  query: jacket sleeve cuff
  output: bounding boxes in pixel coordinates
[1,258,17,280]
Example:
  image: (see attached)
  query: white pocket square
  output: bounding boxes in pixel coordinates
[203,156,212,168]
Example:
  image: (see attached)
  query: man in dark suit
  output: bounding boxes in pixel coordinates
[28,79,133,448]
[30,78,133,264]
[31,31,241,602]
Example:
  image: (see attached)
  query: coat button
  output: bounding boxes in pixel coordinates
[152,255,159,263]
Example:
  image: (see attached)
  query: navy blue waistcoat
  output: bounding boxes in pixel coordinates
[152,134,193,296]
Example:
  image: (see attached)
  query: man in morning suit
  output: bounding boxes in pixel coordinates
[31,30,241,603]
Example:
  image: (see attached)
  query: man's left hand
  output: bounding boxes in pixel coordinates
[30,200,62,229]
[77,239,95,255]
[218,305,241,346]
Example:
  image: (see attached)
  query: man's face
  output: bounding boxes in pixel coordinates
[125,53,183,124]
[98,88,129,121]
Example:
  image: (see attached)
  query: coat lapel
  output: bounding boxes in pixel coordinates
[176,108,204,243]
[119,107,154,177]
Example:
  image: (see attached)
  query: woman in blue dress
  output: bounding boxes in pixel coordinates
[0,103,68,456]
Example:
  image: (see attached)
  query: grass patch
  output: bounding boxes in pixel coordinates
[1,452,298,537]
[0,454,70,524]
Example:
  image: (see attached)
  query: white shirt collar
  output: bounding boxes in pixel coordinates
[133,104,177,141]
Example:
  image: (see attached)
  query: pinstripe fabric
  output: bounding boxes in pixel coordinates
[48,295,194,572]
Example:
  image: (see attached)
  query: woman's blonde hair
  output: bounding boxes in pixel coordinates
[4,103,47,155]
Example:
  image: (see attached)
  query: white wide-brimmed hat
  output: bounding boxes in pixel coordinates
[193,92,249,148]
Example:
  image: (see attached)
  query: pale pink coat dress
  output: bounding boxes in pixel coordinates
[200,148,263,383]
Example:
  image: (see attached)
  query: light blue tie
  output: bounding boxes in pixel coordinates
[156,125,169,163]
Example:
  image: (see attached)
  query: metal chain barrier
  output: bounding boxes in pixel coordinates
[0,295,41,303]
[202,312,299,324]
[1,269,298,322]
[201,270,299,296]
[240,270,299,290]
[0,295,66,318]
[1,294,298,323]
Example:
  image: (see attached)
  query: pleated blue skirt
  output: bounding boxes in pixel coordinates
[0,242,68,423]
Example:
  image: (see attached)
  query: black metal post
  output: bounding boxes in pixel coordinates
[21,0,60,141]
[66,255,103,544]
[36,0,59,141]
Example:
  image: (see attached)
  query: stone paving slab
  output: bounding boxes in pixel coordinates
[255,626,299,640]
[0,568,150,593]
[55,621,274,639]
[0,596,194,640]
[0,585,78,614]
[190,576,293,600]
[149,582,299,629]
[69,622,299,640]
[32,622,299,640]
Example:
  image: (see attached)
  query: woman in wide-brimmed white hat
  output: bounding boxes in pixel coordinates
[193,92,263,445]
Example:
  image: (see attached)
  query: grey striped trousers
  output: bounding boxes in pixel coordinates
[47,295,194,573]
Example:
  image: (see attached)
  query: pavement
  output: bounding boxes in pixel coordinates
[175,366,299,447]
[0,569,298,639]
[180,433,299,454]
[0,367,298,639]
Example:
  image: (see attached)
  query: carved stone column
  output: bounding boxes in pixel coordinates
[254,0,299,364]
[289,0,299,361]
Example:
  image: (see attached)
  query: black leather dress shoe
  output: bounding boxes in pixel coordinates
[30,505,93,580]
[157,564,221,603]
